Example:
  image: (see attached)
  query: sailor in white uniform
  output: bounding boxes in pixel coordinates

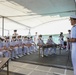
[14,37,19,58]
[30,36,37,52]
[22,36,28,55]
[13,30,18,37]
[37,35,48,57]
[27,37,32,54]
[34,32,38,45]
[59,32,64,49]
[10,36,16,59]
[5,37,11,58]
[3,37,10,58]
[46,35,56,55]
[10,36,19,59]
[66,30,71,51]
[17,35,23,57]
[68,15,76,75]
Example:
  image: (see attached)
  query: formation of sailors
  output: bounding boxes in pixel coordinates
[0,32,71,58]
[0,35,37,60]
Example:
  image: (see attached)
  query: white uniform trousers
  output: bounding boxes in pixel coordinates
[18,47,23,56]
[0,51,3,57]
[14,47,19,57]
[71,46,76,75]
[23,46,27,54]
[11,49,15,59]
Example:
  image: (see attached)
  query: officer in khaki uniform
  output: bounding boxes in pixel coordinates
[69,15,76,75]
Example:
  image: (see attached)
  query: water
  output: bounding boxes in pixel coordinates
[42,34,67,44]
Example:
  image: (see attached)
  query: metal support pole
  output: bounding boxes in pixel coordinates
[2,17,4,36]
[29,29,30,35]
[8,30,9,36]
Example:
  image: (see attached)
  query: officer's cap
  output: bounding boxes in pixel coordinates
[70,15,76,20]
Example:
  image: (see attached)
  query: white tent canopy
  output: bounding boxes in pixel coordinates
[0,0,76,36]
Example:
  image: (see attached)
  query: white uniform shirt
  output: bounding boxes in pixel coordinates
[47,38,55,45]
[71,25,76,48]
[6,41,10,48]
[18,39,22,48]
[67,33,71,39]
[30,39,34,44]
[37,39,44,45]
[59,36,64,45]
[22,39,28,47]
[34,35,38,44]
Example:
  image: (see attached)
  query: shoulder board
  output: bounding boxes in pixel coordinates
[73,25,76,27]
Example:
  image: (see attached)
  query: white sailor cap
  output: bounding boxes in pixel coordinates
[70,15,76,19]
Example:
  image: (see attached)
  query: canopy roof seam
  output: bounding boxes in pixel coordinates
[31,17,69,29]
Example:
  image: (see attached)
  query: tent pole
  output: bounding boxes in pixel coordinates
[2,17,4,36]
[8,30,9,36]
